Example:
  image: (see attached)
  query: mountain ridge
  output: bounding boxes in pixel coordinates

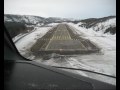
[4,14,116,36]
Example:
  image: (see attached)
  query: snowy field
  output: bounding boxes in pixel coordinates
[14,22,116,85]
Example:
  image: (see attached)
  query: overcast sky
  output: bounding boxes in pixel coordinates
[4,0,116,19]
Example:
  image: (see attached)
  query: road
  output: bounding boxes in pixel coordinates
[31,24,99,55]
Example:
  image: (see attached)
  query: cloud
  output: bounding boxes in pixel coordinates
[4,0,116,19]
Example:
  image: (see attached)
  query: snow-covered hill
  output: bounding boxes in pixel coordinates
[4,14,116,35]
[4,14,46,25]
[73,16,116,35]
[4,14,72,26]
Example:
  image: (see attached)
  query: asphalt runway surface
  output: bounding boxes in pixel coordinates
[31,24,99,55]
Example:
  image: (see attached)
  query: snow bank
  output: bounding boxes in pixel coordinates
[93,18,116,31]
[13,33,28,42]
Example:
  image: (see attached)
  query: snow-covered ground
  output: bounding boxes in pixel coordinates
[65,23,116,85]
[45,23,60,27]
[14,26,52,59]
[67,23,116,75]
[13,27,37,43]
[92,18,116,34]
[13,33,28,42]
[14,22,116,85]
[77,18,116,35]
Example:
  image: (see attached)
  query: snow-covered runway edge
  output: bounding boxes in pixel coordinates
[14,26,53,59]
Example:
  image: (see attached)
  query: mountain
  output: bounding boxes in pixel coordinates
[4,14,72,26]
[4,14,116,37]
[73,16,116,35]
[4,14,47,25]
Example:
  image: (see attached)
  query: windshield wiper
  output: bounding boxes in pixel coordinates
[52,66,116,78]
